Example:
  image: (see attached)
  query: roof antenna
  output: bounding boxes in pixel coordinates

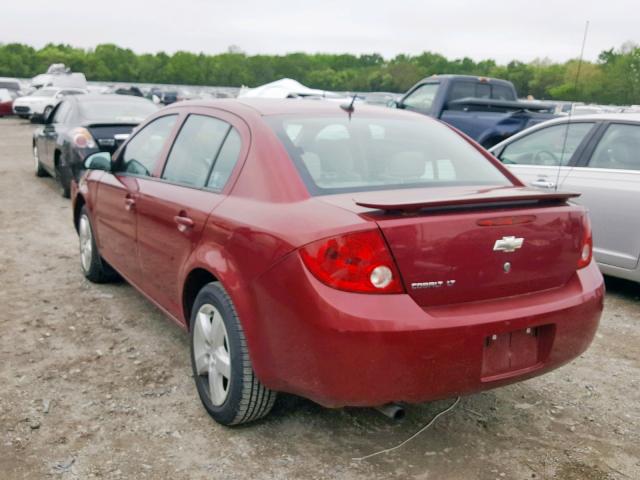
[555,20,589,191]
[340,94,360,118]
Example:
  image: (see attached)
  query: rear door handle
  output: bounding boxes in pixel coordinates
[531,179,556,189]
[124,194,136,211]
[174,214,194,233]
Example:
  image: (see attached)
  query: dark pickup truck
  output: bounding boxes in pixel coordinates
[394,75,557,148]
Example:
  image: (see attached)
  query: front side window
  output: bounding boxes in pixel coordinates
[588,124,640,171]
[119,115,178,176]
[500,122,595,167]
[402,83,439,111]
[267,115,510,194]
[162,115,230,187]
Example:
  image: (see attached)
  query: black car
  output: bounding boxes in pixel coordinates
[33,94,158,197]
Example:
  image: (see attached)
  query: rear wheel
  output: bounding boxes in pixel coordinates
[78,207,118,283]
[33,144,48,177]
[190,282,276,425]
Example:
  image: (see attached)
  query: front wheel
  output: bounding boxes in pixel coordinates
[78,207,118,283]
[190,282,276,426]
[33,144,48,177]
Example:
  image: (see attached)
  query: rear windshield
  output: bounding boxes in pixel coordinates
[267,115,511,194]
[79,100,158,123]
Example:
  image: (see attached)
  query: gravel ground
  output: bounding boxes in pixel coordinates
[0,117,638,480]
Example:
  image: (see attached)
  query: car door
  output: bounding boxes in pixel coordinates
[135,109,247,318]
[496,121,598,190]
[93,114,180,285]
[556,122,640,269]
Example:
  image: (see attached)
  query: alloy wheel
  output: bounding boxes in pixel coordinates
[193,303,231,406]
[78,215,93,273]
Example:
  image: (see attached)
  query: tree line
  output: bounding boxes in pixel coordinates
[0,42,639,104]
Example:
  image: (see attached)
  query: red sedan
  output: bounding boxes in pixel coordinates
[73,99,604,425]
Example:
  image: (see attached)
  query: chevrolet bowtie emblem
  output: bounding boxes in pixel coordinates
[493,236,524,253]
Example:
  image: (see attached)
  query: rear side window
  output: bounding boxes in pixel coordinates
[267,115,510,194]
[120,115,178,176]
[162,115,230,187]
[500,123,594,166]
[206,128,242,190]
[449,82,475,101]
[492,84,515,100]
[588,124,640,171]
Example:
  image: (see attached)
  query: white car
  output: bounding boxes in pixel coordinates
[12,87,87,120]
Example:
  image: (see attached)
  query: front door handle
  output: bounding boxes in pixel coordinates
[174,214,194,233]
[531,179,556,189]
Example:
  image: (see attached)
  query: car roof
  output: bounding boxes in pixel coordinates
[169,98,413,118]
[557,113,640,123]
[419,74,515,86]
[70,93,152,104]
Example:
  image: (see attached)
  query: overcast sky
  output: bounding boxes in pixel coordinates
[2,1,638,63]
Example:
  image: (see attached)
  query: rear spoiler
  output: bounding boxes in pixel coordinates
[355,188,580,212]
[449,97,556,113]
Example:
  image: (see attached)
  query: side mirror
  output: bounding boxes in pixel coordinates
[31,114,46,125]
[387,99,400,109]
[84,151,112,171]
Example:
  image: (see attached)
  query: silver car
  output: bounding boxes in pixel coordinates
[490,114,640,283]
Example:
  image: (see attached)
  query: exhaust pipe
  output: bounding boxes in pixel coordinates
[374,403,405,420]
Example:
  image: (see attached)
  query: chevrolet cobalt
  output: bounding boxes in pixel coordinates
[73,99,604,425]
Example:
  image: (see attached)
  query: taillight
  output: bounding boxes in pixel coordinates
[577,214,593,269]
[71,128,96,149]
[299,230,403,294]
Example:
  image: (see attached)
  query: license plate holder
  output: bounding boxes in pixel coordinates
[481,327,540,379]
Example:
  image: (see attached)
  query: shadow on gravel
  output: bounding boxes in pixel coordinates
[604,275,639,301]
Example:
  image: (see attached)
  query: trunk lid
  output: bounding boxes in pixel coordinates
[87,124,136,154]
[320,186,585,307]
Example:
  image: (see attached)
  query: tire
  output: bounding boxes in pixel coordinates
[33,144,48,177]
[190,282,276,426]
[78,207,118,283]
[55,156,71,198]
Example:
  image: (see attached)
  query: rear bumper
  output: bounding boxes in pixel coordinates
[249,254,604,407]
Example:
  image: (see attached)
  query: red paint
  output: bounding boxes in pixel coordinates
[0,99,12,116]
[74,99,604,408]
